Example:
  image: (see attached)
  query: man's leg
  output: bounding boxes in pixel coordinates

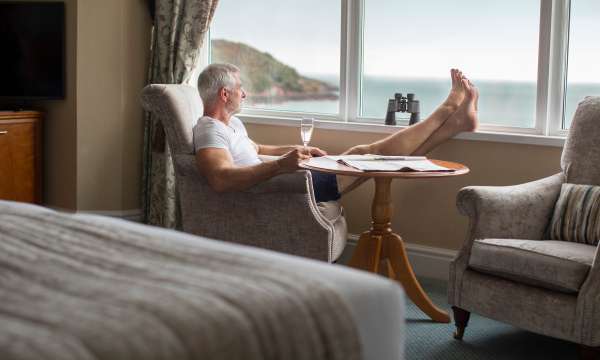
[412,79,478,155]
[342,69,466,157]
[337,76,479,195]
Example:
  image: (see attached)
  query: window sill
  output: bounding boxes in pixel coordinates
[239,114,566,148]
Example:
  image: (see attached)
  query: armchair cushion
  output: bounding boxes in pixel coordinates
[469,239,595,293]
[548,183,600,245]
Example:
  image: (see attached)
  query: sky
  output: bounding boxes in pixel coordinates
[211,0,599,83]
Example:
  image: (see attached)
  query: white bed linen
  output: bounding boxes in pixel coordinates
[1,200,404,360]
[71,212,406,360]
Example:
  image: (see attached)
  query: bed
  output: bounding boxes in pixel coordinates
[0,200,404,360]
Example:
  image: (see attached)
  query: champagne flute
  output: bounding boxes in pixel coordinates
[300,117,314,152]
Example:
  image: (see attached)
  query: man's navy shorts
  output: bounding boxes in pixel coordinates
[310,170,341,202]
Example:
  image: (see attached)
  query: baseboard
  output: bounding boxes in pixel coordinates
[345,234,457,281]
[48,206,143,222]
[77,209,143,222]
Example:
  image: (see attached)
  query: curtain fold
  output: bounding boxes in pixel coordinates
[141,0,219,228]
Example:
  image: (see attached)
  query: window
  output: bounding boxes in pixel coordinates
[210,0,341,115]
[207,0,597,139]
[564,0,600,128]
[362,1,540,128]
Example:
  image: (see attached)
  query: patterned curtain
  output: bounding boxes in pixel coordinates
[142,0,219,227]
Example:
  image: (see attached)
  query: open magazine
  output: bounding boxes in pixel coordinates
[325,155,454,172]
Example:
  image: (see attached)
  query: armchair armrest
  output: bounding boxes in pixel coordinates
[457,173,564,241]
[175,153,309,195]
[243,171,309,194]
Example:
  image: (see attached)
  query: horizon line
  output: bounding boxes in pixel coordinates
[302,72,600,85]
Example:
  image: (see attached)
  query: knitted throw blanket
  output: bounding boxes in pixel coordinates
[0,202,361,360]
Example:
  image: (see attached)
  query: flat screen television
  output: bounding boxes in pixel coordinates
[0,2,65,100]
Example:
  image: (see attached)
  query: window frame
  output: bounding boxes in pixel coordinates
[201,0,576,146]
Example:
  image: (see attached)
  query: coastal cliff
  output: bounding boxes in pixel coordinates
[211,39,338,103]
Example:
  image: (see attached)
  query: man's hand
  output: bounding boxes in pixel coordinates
[277,148,312,172]
[298,146,327,157]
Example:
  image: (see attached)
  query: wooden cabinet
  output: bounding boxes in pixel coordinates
[0,111,42,204]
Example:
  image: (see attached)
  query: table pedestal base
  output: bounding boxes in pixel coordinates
[348,177,450,323]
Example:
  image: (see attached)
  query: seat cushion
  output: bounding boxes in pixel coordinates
[469,239,595,293]
[548,183,600,246]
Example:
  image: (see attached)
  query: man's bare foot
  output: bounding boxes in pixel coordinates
[447,78,479,132]
[409,78,478,156]
[443,69,466,111]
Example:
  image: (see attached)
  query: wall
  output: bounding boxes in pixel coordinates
[0,0,79,209]
[39,0,78,209]
[76,0,151,211]
[246,123,563,251]
[2,0,151,212]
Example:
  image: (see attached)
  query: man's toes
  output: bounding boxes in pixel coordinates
[468,82,479,100]
[461,79,472,95]
[451,69,458,86]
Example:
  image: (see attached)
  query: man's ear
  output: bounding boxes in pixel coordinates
[219,87,229,102]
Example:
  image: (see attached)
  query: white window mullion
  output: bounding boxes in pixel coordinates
[535,0,552,135]
[340,0,362,123]
[339,0,349,122]
[546,0,571,136]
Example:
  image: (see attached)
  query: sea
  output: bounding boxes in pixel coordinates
[250,75,600,129]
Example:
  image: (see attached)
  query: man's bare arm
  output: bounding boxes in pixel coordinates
[256,143,327,157]
[196,147,309,193]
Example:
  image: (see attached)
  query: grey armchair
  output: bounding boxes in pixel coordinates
[448,96,600,356]
[140,84,347,262]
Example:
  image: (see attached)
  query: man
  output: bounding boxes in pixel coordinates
[194,63,478,201]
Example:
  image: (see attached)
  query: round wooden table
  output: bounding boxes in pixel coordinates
[301,157,469,323]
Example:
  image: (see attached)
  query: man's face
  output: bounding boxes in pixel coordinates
[225,73,246,115]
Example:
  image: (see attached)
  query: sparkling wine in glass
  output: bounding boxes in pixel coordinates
[300,117,314,151]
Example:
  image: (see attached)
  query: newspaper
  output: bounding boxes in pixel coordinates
[325,155,453,172]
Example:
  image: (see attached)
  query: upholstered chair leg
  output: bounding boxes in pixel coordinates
[452,306,471,340]
[579,345,600,360]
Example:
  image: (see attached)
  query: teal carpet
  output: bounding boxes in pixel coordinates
[408,277,579,360]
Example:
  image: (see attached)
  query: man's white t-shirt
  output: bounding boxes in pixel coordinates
[192,116,262,166]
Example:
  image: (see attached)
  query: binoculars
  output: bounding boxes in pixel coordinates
[385,93,420,126]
